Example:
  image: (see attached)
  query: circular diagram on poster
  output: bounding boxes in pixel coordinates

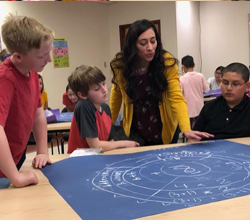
[92,150,250,207]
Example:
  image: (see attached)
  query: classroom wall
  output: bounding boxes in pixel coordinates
[0,1,178,112]
[0,2,111,111]
[200,1,250,79]
[176,1,201,74]
[108,1,178,59]
[1,1,250,111]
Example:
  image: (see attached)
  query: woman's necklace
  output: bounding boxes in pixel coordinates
[137,67,148,75]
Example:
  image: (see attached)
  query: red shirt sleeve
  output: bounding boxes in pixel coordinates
[0,78,14,127]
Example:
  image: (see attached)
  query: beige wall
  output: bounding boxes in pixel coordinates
[200,1,250,79]
[1,1,250,111]
[176,1,201,74]
[0,2,111,110]
[108,1,178,59]
[0,1,178,111]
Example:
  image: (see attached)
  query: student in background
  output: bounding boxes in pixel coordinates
[188,62,250,143]
[0,14,54,189]
[207,66,224,91]
[62,85,78,112]
[110,19,212,146]
[38,74,48,110]
[67,65,139,153]
[0,49,11,64]
[180,55,209,128]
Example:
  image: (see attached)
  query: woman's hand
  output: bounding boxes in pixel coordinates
[183,130,214,141]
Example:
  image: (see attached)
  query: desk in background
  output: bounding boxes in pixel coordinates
[47,122,71,154]
[204,96,216,102]
[1,138,250,220]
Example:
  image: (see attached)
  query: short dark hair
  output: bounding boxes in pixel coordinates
[222,63,249,82]
[66,85,70,93]
[68,65,106,98]
[181,55,194,68]
[215,66,224,72]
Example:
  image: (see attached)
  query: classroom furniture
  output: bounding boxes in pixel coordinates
[61,107,67,113]
[47,122,71,154]
[27,132,58,155]
[1,137,250,220]
[203,96,216,102]
[59,108,71,154]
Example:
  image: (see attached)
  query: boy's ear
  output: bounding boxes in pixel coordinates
[245,81,250,92]
[77,92,87,100]
[11,52,22,63]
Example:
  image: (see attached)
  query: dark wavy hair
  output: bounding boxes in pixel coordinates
[110,19,177,104]
[38,74,44,94]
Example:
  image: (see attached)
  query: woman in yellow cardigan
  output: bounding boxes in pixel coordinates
[110,19,213,146]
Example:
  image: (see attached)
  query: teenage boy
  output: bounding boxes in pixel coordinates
[188,62,250,143]
[67,65,139,153]
[0,15,54,189]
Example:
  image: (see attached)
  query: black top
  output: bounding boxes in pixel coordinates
[74,99,115,140]
[193,95,250,140]
[132,72,163,144]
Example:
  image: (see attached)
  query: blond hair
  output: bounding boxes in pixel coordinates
[1,14,55,54]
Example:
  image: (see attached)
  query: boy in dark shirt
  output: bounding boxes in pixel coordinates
[188,62,250,142]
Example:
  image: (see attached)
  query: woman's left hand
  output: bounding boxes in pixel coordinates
[183,130,214,141]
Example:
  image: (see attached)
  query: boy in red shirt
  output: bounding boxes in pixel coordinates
[0,14,54,189]
[67,65,139,153]
[62,85,78,112]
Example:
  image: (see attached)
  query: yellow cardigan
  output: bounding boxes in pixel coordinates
[110,52,191,144]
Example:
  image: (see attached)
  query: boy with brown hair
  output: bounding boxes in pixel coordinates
[0,14,54,189]
[67,65,139,153]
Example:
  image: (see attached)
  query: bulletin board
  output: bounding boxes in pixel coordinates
[52,38,69,68]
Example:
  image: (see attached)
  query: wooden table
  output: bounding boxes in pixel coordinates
[204,96,216,102]
[1,137,250,220]
[47,122,71,132]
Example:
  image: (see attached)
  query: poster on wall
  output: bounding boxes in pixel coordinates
[52,38,69,68]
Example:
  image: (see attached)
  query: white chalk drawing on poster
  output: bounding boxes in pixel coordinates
[92,150,250,208]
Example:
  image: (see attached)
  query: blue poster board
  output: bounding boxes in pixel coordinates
[57,112,73,122]
[45,110,73,123]
[42,140,250,220]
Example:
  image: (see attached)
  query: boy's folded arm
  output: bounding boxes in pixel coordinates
[0,126,38,187]
[86,137,139,152]
[0,126,19,181]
